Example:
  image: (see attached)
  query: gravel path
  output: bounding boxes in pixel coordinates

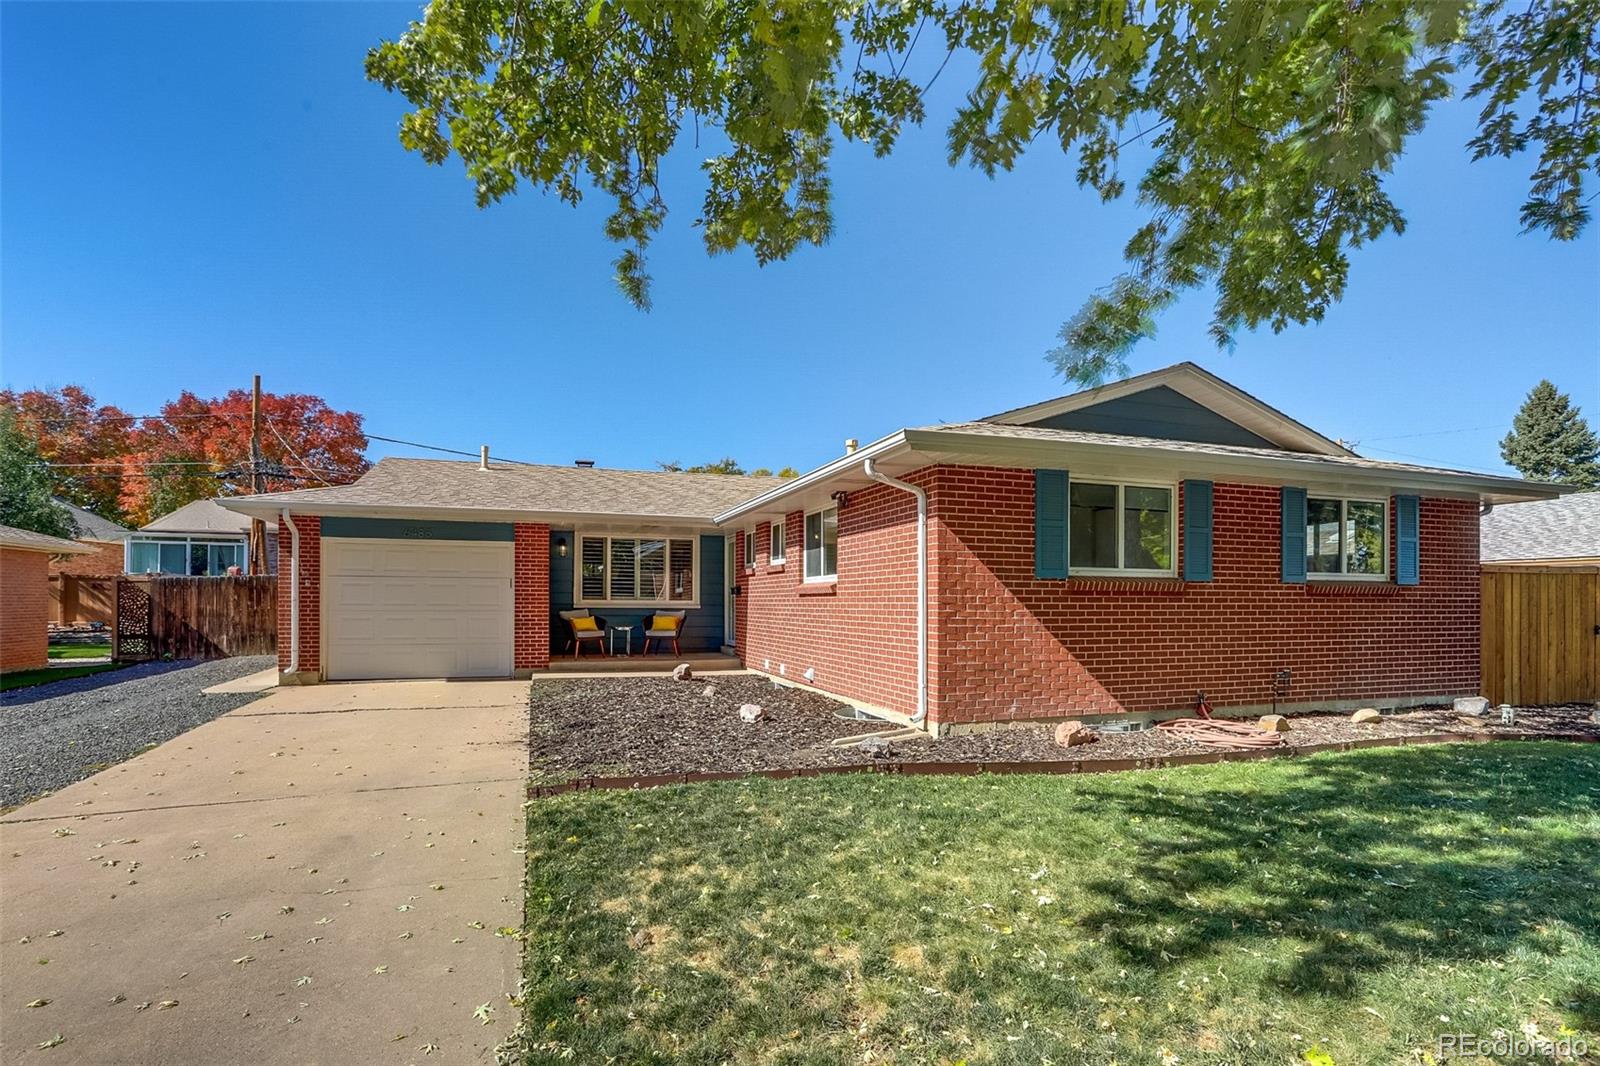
[0,656,274,809]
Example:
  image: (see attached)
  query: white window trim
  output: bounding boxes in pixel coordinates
[769,520,786,564]
[1305,495,1389,582]
[803,506,839,583]
[573,532,701,608]
[1068,479,1178,578]
[743,529,756,572]
[126,535,252,576]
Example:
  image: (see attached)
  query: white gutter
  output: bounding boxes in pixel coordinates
[862,459,927,726]
[714,431,910,524]
[280,509,301,675]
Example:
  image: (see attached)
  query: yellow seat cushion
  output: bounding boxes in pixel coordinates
[649,614,680,632]
[571,616,599,632]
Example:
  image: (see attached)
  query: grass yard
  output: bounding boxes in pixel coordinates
[521,743,1599,1065]
[47,644,113,659]
[1,662,125,692]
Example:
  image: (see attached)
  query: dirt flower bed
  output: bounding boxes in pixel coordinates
[527,675,1600,782]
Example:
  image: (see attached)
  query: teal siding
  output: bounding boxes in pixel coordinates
[1034,469,1069,579]
[1281,487,1307,584]
[1182,480,1214,582]
[548,531,725,654]
[1026,385,1278,448]
[1395,495,1420,585]
[320,517,513,541]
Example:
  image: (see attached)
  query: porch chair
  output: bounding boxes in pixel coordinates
[559,609,608,659]
[642,610,687,656]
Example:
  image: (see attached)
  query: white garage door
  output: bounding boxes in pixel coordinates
[322,539,513,681]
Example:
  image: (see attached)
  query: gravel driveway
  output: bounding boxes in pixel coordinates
[0,656,274,809]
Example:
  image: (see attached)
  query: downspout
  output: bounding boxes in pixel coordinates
[862,459,928,726]
[280,508,301,676]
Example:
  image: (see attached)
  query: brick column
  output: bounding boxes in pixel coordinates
[276,516,321,678]
[514,524,550,671]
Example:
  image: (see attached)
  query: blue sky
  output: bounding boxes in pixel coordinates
[3,2,1596,479]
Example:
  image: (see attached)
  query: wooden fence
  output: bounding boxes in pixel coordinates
[114,576,278,661]
[49,575,118,625]
[1481,564,1600,706]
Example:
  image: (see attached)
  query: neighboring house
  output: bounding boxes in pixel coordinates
[49,498,132,578]
[1481,493,1599,566]
[1,525,94,672]
[221,363,1561,732]
[128,499,277,576]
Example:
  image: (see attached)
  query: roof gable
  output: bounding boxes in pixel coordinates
[54,497,131,541]
[142,498,252,536]
[982,362,1352,456]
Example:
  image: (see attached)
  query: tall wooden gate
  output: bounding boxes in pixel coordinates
[113,576,277,661]
[1481,564,1600,705]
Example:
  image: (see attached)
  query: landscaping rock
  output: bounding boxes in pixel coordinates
[1053,721,1098,747]
[1351,708,1383,724]
[671,663,693,682]
[738,703,766,723]
[1453,696,1489,716]
[857,735,894,758]
[702,685,717,699]
[1257,714,1290,732]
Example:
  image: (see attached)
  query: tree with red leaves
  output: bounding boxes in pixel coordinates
[0,385,133,522]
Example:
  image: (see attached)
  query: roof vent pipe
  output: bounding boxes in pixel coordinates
[479,445,490,471]
[844,439,859,455]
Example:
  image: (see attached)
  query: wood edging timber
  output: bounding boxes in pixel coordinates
[526,730,1600,798]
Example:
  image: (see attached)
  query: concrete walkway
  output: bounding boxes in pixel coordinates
[1,680,530,1065]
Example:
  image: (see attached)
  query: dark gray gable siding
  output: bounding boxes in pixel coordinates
[548,530,725,653]
[1022,385,1279,449]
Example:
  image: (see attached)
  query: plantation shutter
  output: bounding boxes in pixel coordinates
[1182,480,1214,582]
[1281,486,1307,584]
[1395,494,1420,586]
[1034,469,1069,579]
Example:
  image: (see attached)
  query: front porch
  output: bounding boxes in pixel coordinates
[539,652,745,675]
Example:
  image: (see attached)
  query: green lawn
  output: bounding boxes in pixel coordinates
[47,644,113,659]
[1,662,125,692]
[521,743,1599,1065]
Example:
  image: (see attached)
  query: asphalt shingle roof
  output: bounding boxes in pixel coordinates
[230,458,789,521]
[1480,493,1600,561]
[0,524,96,554]
[142,498,256,535]
[54,498,131,541]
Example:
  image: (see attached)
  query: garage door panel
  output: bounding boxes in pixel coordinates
[323,539,514,681]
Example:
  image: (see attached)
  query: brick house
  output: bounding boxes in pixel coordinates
[2,525,95,672]
[47,498,132,625]
[221,364,1561,731]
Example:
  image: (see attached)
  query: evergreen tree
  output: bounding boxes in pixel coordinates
[1500,381,1600,488]
[0,410,75,537]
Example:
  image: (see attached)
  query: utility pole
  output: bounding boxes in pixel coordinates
[248,374,267,575]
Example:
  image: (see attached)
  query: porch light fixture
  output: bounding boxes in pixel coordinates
[556,536,568,558]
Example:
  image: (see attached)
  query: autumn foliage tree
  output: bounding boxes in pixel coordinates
[1,385,370,527]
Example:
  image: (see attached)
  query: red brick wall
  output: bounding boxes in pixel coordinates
[514,523,551,670]
[927,466,1481,727]
[2,548,51,672]
[48,540,124,577]
[276,516,322,674]
[735,478,923,716]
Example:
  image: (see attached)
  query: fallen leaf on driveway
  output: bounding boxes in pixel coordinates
[295,976,311,987]
[157,1001,178,1010]
[45,930,65,938]
[398,931,413,940]
[52,828,74,838]
[466,921,484,930]
[108,994,125,1005]
[27,998,50,1008]
[36,1034,64,1049]
[280,906,295,914]
[373,966,389,975]
[234,955,254,966]
[305,937,322,944]
[134,1002,151,1012]
[421,1043,439,1054]
[248,933,272,942]
[429,883,444,891]
[473,1003,495,1025]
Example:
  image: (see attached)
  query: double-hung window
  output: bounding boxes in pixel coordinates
[769,520,786,564]
[1068,481,1174,575]
[577,534,697,605]
[803,507,838,581]
[1306,497,1386,578]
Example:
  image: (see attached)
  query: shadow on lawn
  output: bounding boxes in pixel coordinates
[1072,744,1600,996]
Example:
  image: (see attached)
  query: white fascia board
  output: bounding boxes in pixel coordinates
[711,431,912,525]
[902,429,1562,504]
[216,496,722,532]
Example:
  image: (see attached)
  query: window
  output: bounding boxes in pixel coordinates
[769,520,786,564]
[576,534,698,605]
[743,529,756,571]
[1068,481,1173,574]
[804,507,838,581]
[127,537,247,576]
[1307,497,1386,578]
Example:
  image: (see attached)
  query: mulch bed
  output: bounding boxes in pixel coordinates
[527,675,1600,784]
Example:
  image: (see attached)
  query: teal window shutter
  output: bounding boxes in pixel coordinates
[1281,486,1307,584]
[1034,469,1069,579]
[1182,480,1214,581]
[1395,494,1420,585]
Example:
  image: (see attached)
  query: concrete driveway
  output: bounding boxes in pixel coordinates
[0,680,529,1064]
